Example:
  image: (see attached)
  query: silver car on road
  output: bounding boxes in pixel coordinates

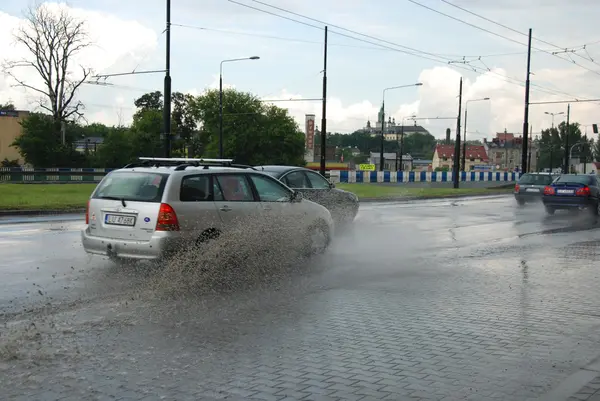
[81,158,335,262]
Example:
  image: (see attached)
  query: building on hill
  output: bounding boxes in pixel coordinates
[359,118,431,141]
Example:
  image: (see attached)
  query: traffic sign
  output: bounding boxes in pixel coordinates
[358,164,375,171]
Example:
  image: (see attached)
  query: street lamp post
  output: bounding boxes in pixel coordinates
[380,83,422,171]
[545,111,564,129]
[219,56,260,158]
[462,97,490,171]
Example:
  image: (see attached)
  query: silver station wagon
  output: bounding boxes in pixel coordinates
[81,158,335,262]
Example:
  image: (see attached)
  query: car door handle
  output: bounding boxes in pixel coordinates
[219,206,232,212]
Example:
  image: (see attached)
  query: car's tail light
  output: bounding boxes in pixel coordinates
[576,186,591,196]
[514,184,520,193]
[544,186,555,195]
[85,200,90,224]
[156,203,179,231]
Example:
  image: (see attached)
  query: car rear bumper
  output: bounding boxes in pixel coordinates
[514,192,542,201]
[542,196,596,209]
[81,226,178,260]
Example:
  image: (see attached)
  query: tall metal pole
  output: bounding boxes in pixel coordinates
[521,28,532,175]
[528,125,532,172]
[379,103,385,171]
[219,72,223,158]
[453,77,463,189]
[564,103,570,173]
[163,0,172,157]
[319,26,328,176]
[462,106,468,171]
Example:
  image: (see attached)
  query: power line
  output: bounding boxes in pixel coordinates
[408,0,600,77]
[230,0,591,101]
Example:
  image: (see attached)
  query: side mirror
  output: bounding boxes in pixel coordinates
[291,191,303,202]
[329,181,335,189]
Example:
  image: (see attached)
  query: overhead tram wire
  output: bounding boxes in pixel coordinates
[407,0,600,77]
[438,0,600,70]
[229,1,592,101]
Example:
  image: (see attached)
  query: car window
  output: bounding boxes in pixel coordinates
[305,171,331,189]
[180,175,211,202]
[93,171,168,203]
[554,175,592,185]
[283,171,310,188]
[518,174,554,185]
[249,174,292,202]
[214,175,254,202]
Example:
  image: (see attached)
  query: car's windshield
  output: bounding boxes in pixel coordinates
[518,174,554,185]
[93,171,169,202]
[554,174,591,185]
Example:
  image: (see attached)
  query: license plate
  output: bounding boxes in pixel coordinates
[526,188,539,192]
[105,214,136,226]
[557,189,574,195]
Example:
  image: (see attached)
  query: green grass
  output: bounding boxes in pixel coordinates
[0,182,512,211]
[336,183,512,199]
[0,184,95,210]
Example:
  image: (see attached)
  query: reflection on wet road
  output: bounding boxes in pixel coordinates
[2,196,600,401]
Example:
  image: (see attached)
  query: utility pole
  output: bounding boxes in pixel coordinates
[379,105,385,171]
[462,106,467,172]
[163,0,172,157]
[521,28,532,176]
[319,26,328,177]
[527,125,532,172]
[453,77,463,189]
[564,103,570,173]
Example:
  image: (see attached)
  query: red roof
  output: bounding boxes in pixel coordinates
[497,133,515,141]
[434,144,489,161]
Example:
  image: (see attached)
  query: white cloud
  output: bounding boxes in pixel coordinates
[0,2,158,121]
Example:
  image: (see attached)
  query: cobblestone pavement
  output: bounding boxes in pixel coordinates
[2,196,600,401]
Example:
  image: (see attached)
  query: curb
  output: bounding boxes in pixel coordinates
[535,356,600,401]
[358,192,512,203]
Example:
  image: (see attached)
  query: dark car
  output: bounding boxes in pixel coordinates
[255,165,359,225]
[514,173,558,205]
[542,173,600,215]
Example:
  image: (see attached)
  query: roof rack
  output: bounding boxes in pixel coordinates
[123,157,257,171]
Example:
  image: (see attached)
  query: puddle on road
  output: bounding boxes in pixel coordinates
[0,217,331,366]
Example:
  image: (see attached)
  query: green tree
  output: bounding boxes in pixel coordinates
[402,132,437,159]
[0,102,16,110]
[12,113,86,167]
[538,122,590,170]
[191,89,305,165]
[91,127,134,168]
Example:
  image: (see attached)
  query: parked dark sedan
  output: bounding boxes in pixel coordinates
[514,172,558,205]
[542,173,600,215]
[255,165,359,225]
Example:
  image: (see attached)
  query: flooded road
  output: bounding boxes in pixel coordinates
[2,195,600,401]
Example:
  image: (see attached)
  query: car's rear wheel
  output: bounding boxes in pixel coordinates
[516,198,525,206]
[196,228,221,245]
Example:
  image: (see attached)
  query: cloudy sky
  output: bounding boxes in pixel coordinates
[1,0,599,140]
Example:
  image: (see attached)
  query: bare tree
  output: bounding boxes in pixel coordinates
[3,4,92,128]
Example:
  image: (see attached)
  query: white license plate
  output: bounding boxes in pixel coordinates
[557,189,574,195]
[105,214,136,226]
[526,188,539,192]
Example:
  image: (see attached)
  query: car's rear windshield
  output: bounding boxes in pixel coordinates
[93,171,169,203]
[554,175,592,185]
[518,174,555,185]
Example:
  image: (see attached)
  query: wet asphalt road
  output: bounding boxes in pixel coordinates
[2,195,600,401]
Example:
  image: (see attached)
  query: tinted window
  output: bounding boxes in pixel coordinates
[518,174,554,185]
[306,171,330,189]
[250,174,292,202]
[214,175,254,201]
[555,175,593,185]
[93,171,168,203]
[283,171,310,188]
[180,175,211,202]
